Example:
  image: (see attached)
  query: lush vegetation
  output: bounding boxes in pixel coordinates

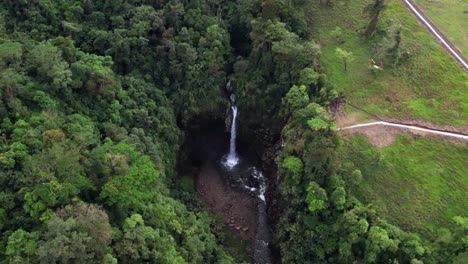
[0,0,466,264]
[274,79,466,263]
[339,135,468,238]
[414,0,467,57]
[0,1,238,263]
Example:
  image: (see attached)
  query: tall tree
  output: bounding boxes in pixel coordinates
[363,0,387,39]
[335,48,354,71]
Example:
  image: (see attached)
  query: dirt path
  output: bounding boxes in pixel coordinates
[339,121,468,140]
[333,100,468,147]
[402,0,468,70]
[338,120,468,147]
[196,161,258,246]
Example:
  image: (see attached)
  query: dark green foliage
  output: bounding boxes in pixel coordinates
[6,229,40,264]
[364,0,387,39]
[0,0,464,263]
[0,1,237,263]
[374,21,403,67]
[34,206,111,264]
[234,19,321,131]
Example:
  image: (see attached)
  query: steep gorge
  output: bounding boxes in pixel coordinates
[179,81,278,263]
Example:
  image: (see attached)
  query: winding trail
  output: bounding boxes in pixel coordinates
[338,121,468,140]
[402,0,468,70]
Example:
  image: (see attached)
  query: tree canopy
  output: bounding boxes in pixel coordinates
[0,1,464,263]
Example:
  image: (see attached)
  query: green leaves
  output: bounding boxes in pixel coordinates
[36,215,96,263]
[0,2,237,263]
[262,20,299,44]
[330,187,346,210]
[97,142,160,211]
[307,118,329,130]
[0,142,27,169]
[24,179,81,221]
[292,102,335,131]
[26,43,72,91]
[0,69,28,102]
[63,114,99,148]
[115,214,187,263]
[6,229,40,263]
[33,91,58,110]
[365,226,399,263]
[335,48,354,71]
[70,51,115,97]
[20,202,113,263]
[299,67,320,88]
[305,182,328,213]
[0,208,5,229]
[0,42,23,69]
[281,156,304,186]
[283,85,309,115]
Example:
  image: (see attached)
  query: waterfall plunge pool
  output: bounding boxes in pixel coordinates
[183,80,273,263]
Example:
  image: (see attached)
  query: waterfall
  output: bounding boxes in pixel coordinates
[225,106,239,168]
[224,81,239,169]
[222,80,271,263]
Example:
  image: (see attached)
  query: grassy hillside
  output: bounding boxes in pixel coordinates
[414,0,468,58]
[305,0,468,127]
[340,135,468,238]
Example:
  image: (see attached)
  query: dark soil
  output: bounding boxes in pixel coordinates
[196,161,258,245]
[186,119,261,256]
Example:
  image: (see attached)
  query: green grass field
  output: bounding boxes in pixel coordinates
[414,0,468,58]
[305,0,468,127]
[339,135,468,238]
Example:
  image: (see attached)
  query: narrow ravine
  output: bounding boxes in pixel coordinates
[223,81,272,264]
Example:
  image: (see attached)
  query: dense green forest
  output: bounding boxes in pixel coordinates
[0,0,466,263]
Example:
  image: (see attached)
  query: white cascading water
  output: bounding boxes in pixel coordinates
[224,81,239,169]
[222,80,271,263]
[224,105,239,168]
[248,167,266,202]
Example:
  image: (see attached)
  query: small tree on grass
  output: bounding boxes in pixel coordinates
[364,0,387,39]
[335,48,354,71]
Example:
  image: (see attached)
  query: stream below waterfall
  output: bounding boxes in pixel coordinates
[188,80,272,263]
[222,80,271,264]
